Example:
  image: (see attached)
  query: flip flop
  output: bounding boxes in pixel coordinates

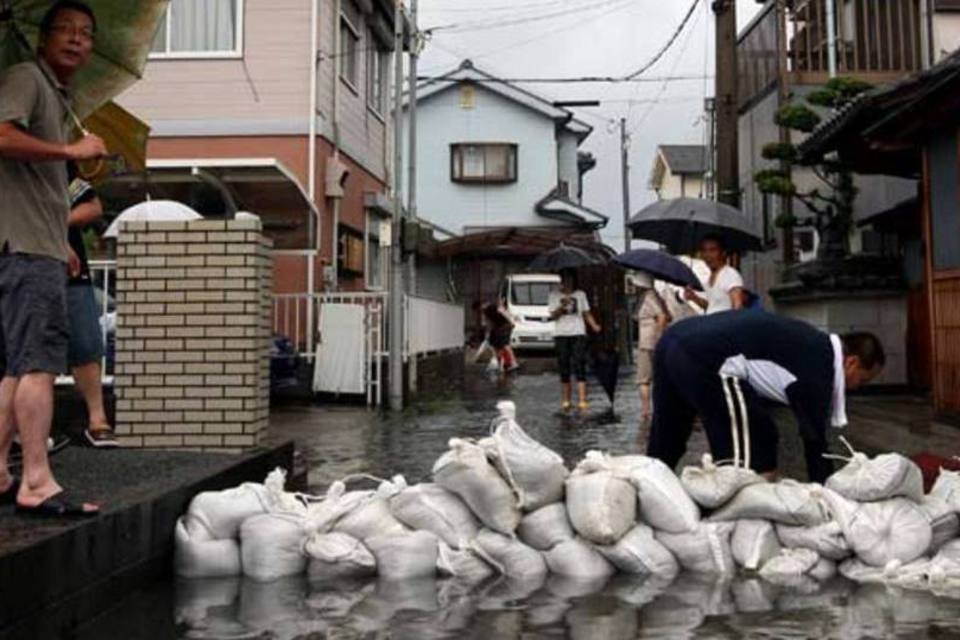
[0,476,19,505]
[15,491,100,518]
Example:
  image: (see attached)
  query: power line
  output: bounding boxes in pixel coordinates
[620,0,702,80]
[415,74,713,84]
[426,0,628,33]
[424,0,607,14]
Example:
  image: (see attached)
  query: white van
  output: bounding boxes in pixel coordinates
[499,273,561,350]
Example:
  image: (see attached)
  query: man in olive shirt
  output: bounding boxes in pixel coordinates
[0,1,107,516]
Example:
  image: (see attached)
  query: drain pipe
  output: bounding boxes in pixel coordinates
[330,0,343,291]
[307,0,319,350]
[825,0,837,77]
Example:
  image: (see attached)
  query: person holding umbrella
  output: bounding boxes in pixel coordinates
[548,269,601,412]
[0,1,106,516]
[683,234,745,314]
[632,273,670,420]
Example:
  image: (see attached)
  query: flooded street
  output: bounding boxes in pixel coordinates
[76,365,960,639]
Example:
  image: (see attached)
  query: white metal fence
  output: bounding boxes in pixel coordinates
[404,295,466,360]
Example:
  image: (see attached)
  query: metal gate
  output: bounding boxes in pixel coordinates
[312,292,387,405]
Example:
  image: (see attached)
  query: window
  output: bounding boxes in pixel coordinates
[366,37,389,115]
[760,193,777,247]
[451,143,518,184]
[340,13,360,89]
[365,212,387,290]
[151,0,243,58]
[511,282,558,306]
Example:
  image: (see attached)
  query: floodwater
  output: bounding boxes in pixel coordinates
[74,364,960,639]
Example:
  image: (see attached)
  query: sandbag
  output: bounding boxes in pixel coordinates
[596,524,679,577]
[433,438,521,535]
[329,476,408,541]
[240,513,308,582]
[174,516,242,578]
[437,542,495,584]
[484,401,569,511]
[389,483,480,549]
[730,519,781,571]
[930,468,960,513]
[823,490,932,567]
[709,480,830,526]
[774,521,850,561]
[185,483,271,540]
[824,438,923,503]
[606,453,700,534]
[921,496,960,554]
[365,531,439,580]
[543,538,615,579]
[517,503,575,551]
[839,557,931,586]
[472,529,548,581]
[809,556,837,582]
[303,532,376,580]
[928,539,960,587]
[656,522,736,575]
[680,454,763,510]
[565,469,636,545]
[758,548,820,581]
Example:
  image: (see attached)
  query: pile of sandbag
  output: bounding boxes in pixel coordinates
[175,402,960,595]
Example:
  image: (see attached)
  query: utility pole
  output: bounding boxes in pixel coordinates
[389,0,405,412]
[406,0,419,395]
[704,97,716,201]
[620,118,631,253]
[713,0,739,209]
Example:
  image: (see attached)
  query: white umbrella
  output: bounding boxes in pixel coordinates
[103,200,203,238]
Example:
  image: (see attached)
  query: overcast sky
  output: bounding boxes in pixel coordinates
[416,0,763,247]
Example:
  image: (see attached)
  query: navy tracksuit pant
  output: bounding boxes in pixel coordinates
[646,328,779,474]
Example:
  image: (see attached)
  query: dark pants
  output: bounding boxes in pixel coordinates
[647,331,779,474]
[556,335,587,383]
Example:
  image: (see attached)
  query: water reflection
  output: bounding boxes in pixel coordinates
[174,571,960,640]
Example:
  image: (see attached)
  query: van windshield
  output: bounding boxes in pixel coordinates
[511,282,558,306]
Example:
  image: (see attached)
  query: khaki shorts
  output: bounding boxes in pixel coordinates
[635,348,654,385]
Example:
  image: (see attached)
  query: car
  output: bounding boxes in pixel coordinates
[499,273,560,351]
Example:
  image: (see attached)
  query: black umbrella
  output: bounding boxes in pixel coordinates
[527,244,601,273]
[613,249,703,290]
[628,197,763,254]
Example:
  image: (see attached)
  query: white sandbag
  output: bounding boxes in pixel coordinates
[565,469,636,545]
[758,548,820,581]
[543,538,615,579]
[823,490,932,567]
[809,556,837,582]
[433,438,521,535]
[185,482,270,540]
[709,480,830,526]
[775,521,851,561]
[436,542,495,584]
[656,522,736,575]
[484,401,569,511]
[330,476,408,541]
[596,524,679,577]
[606,453,700,534]
[839,557,932,586]
[930,468,960,513]
[365,530,439,580]
[389,483,480,549]
[680,454,763,510]
[174,516,242,578]
[730,519,781,571]
[303,532,376,580]
[928,539,960,586]
[921,495,960,554]
[240,513,308,582]
[824,438,924,503]
[517,503,575,551]
[472,529,548,581]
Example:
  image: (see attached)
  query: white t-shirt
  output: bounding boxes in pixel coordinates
[702,265,744,314]
[548,290,590,337]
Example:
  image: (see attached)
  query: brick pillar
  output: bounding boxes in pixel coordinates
[114,219,273,450]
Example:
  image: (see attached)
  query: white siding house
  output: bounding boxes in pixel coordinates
[403,61,606,237]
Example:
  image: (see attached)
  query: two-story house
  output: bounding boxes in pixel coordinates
[401,60,608,308]
[648,144,707,200]
[110,0,404,304]
[734,0,960,387]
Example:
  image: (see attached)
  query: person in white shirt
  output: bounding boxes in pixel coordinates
[633,273,670,420]
[548,270,601,412]
[683,234,745,314]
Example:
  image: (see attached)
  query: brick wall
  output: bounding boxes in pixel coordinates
[114,219,273,450]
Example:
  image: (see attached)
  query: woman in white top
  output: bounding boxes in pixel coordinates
[548,270,601,412]
[683,234,745,314]
[633,273,671,420]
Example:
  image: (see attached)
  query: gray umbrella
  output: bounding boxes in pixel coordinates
[628,197,763,254]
